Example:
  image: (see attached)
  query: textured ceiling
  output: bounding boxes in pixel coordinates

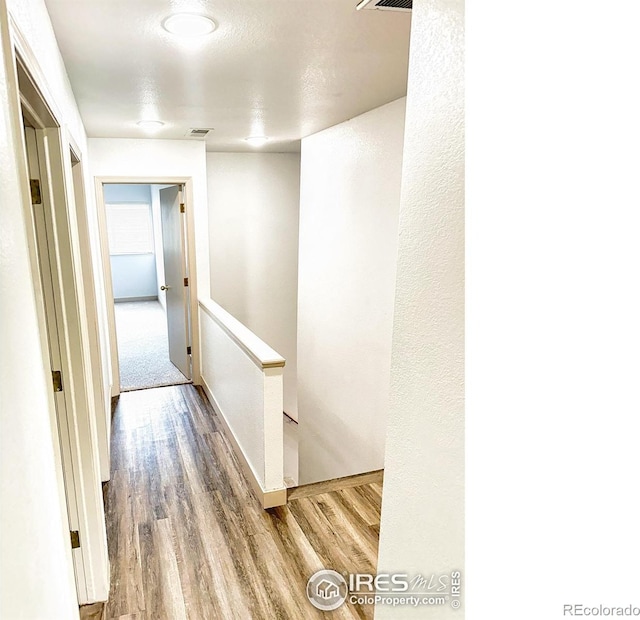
[43,0,411,152]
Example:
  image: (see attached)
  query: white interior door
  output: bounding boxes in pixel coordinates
[159,185,191,379]
[23,123,86,598]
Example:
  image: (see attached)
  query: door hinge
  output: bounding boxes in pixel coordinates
[52,370,63,392]
[30,179,42,204]
[180,203,185,213]
[187,346,192,355]
[183,277,189,287]
[70,530,80,549]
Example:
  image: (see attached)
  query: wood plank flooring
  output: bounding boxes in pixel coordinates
[288,470,383,501]
[80,602,106,620]
[105,385,382,619]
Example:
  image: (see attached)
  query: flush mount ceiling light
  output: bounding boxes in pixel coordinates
[137,120,165,131]
[245,136,269,147]
[162,13,217,37]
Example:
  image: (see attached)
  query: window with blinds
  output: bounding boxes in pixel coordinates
[106,203,154,255]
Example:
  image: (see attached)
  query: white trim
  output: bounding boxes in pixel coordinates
[114,296,158,303]
[94,178,120,396]
[8,13,63,126]
[1,18,79,615]
[198,298,286,369]
[10,30,109,603]
[198,302,286,508]
[263,366,286,491]
[39,126,110,604]
[67,135,111,484]
[200,377,287,509]
[94,176,201,395]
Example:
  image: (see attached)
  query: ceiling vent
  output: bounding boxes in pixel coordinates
[186,128,213,138]
[356,0,412,11]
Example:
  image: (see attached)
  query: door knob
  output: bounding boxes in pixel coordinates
[161,285,171,291]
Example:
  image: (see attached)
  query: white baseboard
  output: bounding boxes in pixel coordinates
[114,296,158,303]
[200,377,287,509]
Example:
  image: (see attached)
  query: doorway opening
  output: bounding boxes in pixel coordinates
[100,183,194,392]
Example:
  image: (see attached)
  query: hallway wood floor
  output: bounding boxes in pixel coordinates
[105,385,382,619]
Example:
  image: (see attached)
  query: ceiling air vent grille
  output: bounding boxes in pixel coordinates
[357,0,412,11]
[187,128,213,138]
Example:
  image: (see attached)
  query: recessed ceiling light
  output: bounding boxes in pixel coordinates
[137,120,165,131]
[162,14,217,37]
[245,136,269,147]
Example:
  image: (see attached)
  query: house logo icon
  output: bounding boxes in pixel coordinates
[316,578,340,599]
[306,569,348,611]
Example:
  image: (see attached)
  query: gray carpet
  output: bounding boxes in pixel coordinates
[114,300,190,391]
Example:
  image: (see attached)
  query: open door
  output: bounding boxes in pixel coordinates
[159,185,192,379]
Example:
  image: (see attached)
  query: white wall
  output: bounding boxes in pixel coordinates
[110,254,157,300]
[8,0,113,461]
[103,182,150,203]
[207,152,300,419]
[1,0,99,615]
[7,0,113,489]
[6,0,86,146]
[199,300,285,493]
[109,254,156,298]
[88,138,209,298]
[297,98,406,485]
[88,138,209,387]
[375,0,464,617]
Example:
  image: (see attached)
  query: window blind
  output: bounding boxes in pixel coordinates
[106,203,154,255]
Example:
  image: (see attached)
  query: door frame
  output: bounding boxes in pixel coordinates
[95,177,201,396]
[10,24,109,605]
[68,139,111,482]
